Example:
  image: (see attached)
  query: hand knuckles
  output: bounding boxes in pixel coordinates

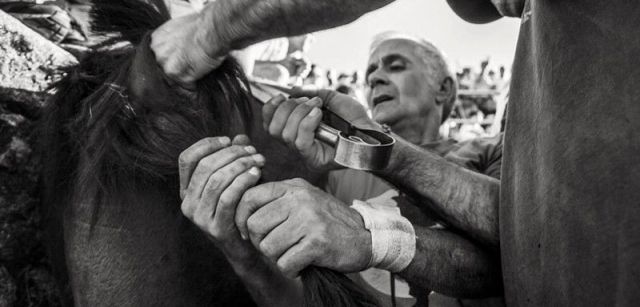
[208,137,223,146]
[165,67,181,78]
[230,145,248,154]
[218,193,235,208]
[193,214,208,228]
[307,234,327,251]
[237,157,255,169]
[282,132,295,144]
[178,151,195,166]
[300,116,315,129]
[292,104,310,117]
[293,138,307,151]
[276,260,292,276]
[268,124,281,138]
[246,216,259,235]
[294,202,316,218]
[206,174,224,191]
[180,202,192,218]
[258,241,273,257]
[195,158,212,173]
[207,225,222,239]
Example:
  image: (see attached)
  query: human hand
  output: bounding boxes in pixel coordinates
[235,178,372,278]
[179,135,264,262]
[151,12,226,88]
[262,89,378,171]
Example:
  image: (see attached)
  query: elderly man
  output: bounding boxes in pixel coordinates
[326,32,503,306]
[154,0,640,306]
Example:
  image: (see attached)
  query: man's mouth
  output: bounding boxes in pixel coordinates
[373,95,394,106]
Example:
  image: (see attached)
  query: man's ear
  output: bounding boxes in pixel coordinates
[435,77,455,105]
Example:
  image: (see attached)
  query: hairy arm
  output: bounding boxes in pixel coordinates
[377,137,501,247]
[198,0,394,56]
[260,92,501,246]
[400,226,503,297]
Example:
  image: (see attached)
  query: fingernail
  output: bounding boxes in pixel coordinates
[240,232,248,240]
[309,107,321,117]
[252,154,265,165]
[249,166,260,176]
[220,136,231,146]
[244,146,256,154]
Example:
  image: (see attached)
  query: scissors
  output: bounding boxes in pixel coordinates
[249,80,395,171]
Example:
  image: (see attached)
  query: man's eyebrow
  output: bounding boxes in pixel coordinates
[365,54,410,81]
[381,54,409,65]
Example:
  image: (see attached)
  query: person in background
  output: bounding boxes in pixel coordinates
[327,31,503,307]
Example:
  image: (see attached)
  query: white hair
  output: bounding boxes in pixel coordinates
[370,31,457,119]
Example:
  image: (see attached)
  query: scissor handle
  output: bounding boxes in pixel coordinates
[249,80,395,170]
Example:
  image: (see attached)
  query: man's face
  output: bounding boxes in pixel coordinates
[365,40,439,129]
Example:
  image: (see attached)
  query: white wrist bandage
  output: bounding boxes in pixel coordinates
[351,198,416,272]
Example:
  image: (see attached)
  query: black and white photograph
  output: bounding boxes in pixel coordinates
[0,0,638,306]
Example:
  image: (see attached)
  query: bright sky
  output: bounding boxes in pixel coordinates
[306,0,522,74]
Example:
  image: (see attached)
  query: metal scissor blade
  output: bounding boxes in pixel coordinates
[248,80,293,104]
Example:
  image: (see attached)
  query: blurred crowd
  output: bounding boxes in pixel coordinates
[246,34,511,142]
[0,0,510,142]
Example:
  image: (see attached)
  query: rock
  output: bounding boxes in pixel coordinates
[0,9,77,111]
[0,9,78,89]
[0,9,73,307]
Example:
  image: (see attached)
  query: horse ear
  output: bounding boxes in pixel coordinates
[90,0,170,45]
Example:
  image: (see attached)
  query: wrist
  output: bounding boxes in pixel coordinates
[222,243,262,277]
[350,199,416,272]
[377,132,406,176]
[349,207,373,270]
[196,2,231,59]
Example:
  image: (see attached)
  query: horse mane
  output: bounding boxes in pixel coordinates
[42,0,252,211]
[39,1,377,306]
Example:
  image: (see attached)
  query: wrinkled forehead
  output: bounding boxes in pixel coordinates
[368,39,429,66]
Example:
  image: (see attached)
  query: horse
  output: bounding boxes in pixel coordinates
[39,1,376,306]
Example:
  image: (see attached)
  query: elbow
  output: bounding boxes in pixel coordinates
[445,0,502,24]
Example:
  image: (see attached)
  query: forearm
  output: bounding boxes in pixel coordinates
[197,0,393,55]
[228,254,303,307]
[377,137,500,246]
[399,226,503,298]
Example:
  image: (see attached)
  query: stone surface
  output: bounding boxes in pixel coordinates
[0,9,76,307]
[0,9,77,91]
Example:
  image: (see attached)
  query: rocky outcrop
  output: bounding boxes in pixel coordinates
[0,9,77,307]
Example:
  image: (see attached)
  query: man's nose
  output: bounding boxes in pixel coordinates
[368,70,389,89]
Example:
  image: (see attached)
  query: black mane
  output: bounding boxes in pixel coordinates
[42,0,252,212]
[39,1,376,306]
